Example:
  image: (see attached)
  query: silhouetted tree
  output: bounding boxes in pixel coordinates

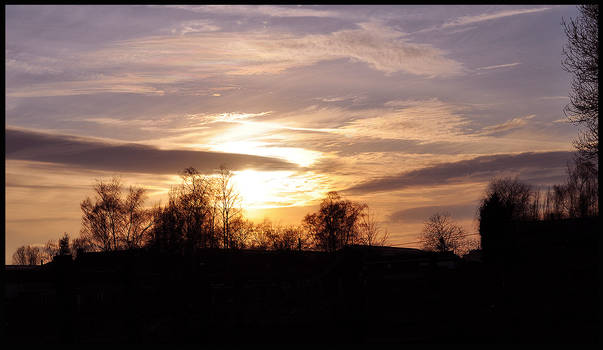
[58,233,71,256]
[149,201,187,254]
[562,5,599,164]
[542,156,598,219]
[216,165,242,249]
[12,246,28,265]
[357,208,390,246]
[303,191,365,252]
[148,167,215,253]
[178,167,218,249]
[277,225,309,251]
[478,177,535,263]
[80,177,153,251]
[227,217,252,249]
[42,239,59,263]
[249,219,276,250]
[421,212,466,254]
[250,219,310,251]
[12,245,42,265]
[71,236,93,258]
[148,166,244,252]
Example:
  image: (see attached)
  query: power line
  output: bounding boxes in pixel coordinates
[389,232,480,247]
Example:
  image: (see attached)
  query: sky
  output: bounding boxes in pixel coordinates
[5,5,581,262]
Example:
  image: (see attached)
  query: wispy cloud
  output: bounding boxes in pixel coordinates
[169,20,221,35]
[442,7,552,28]
[480,114,535,135]
[163,5,340,18]
[86,22,463,78]
[335,98,472,142]
[6,21,464,98]
[410,7,553,35]
[476,62,521,70]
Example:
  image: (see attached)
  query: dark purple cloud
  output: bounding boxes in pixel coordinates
[345,151,573,195]
[6,128,296,174]
[388,204,479,223]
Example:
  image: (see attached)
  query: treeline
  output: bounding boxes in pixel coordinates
[11,155,597,265]
[12,166,389,265]
[477,155,598,263]
[418,154,598,257]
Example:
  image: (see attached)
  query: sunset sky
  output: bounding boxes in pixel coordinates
[5,5,581,262]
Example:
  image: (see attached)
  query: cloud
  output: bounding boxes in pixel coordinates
[6,127,296,174]
[388,203,479,223]
[230,22,463,77]
[335,98,472,142]
[187,111,272,124]
[170,20,221,35]
[7,20,464,99]
[163,5,340,18]
[410,7,553,35]
[480,114,535,135]
[83,22,463,79]
[442,7,552,28]
[345,151,572,195]
[476,62,521,70]
[5,57,63,75]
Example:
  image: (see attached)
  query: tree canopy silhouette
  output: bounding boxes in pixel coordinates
[477,177,535,263]
[80,177,153,251]
[421,212,466,255]
[303,191,366,252]
[562,5,599,164]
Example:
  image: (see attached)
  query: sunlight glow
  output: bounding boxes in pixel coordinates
[231,169,330,210]
[210,140,322,167]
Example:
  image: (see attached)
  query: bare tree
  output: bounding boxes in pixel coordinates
[421,212,466,255]
[80,177,152,251]
[542,156,598,219]
[562,5,599,164]
[148,167,220,253]
[71,236,93,258]
[278,225,309,251]
[357,207,390,246]
[12,246,28,265]
[303,191,365,252]
[13,245,43,265]
[26,246,42,265]
[42,239,59,263]
[249,219,276,250]
[216,165,242,249]
[249,219,311,251]
[177,167,217,249]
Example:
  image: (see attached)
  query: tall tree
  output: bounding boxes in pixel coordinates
[216,165,242,249]
[12,245,42,265]
[421,212,466,255]
[562,5,599,164]
[12,246,28,265]
[303,191,365,252]
[542,156,599,219]
[478,177,535,263]
[58,232,71,256]
[80,177,152,251]
[357,208,390,247]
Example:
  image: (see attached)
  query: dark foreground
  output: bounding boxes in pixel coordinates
[4,219,599,343]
